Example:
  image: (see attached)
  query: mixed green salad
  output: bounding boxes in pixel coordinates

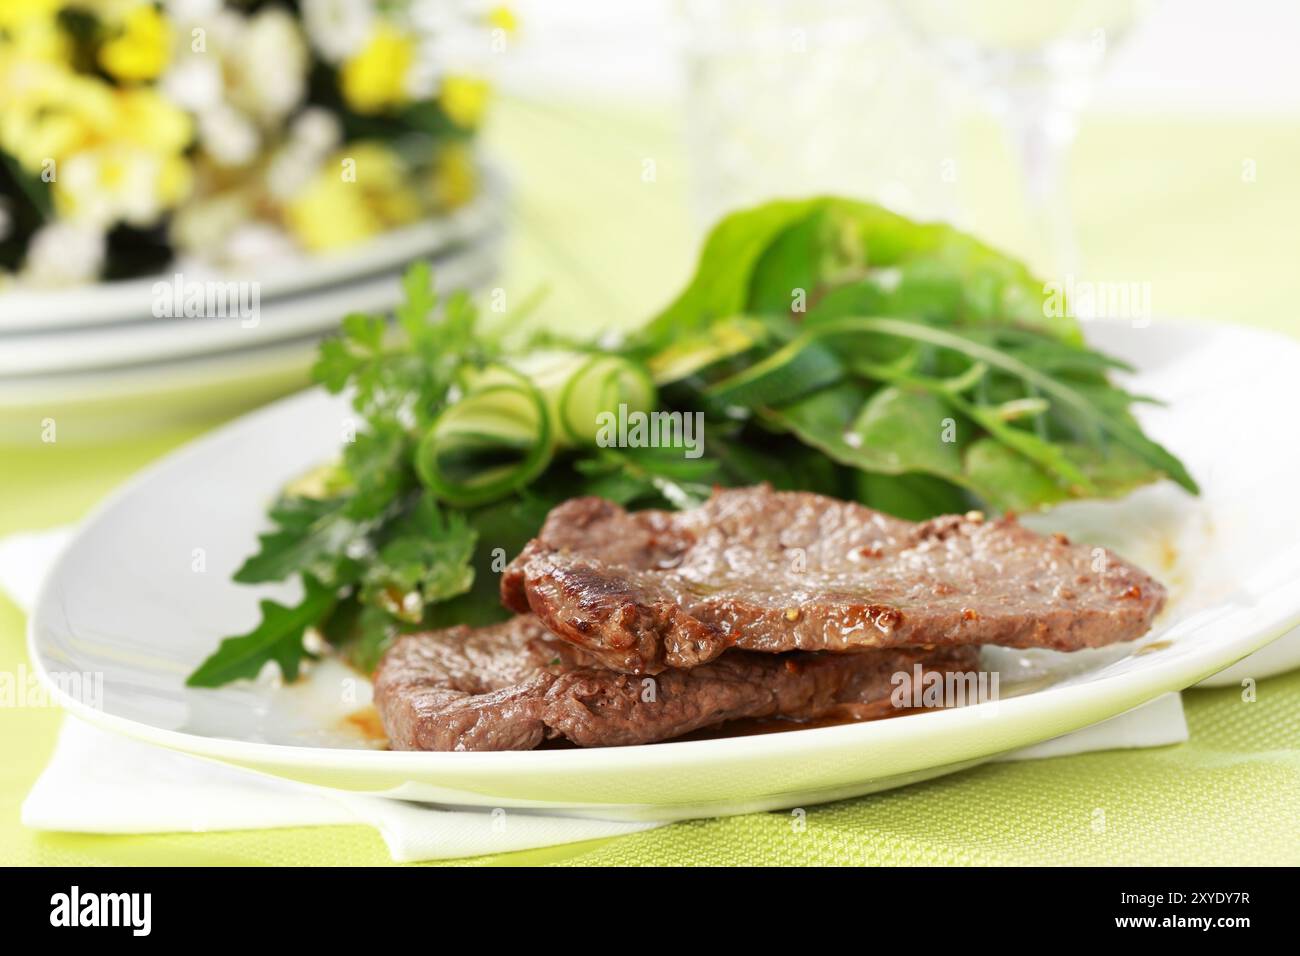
[187,197,1196,688]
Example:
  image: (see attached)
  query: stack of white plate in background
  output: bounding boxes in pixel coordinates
[0,170,506,443]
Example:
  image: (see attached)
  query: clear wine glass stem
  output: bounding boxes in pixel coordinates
[1003,98,1082,278]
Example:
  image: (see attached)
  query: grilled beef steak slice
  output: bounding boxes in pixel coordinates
[373,616,980,751]
[501,485,1166,674]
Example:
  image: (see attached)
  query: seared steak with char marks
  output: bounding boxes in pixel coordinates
[501,485,1165,675]
[373,616,980,751]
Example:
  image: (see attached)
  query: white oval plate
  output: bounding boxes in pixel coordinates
[28,318,1300,821]
[0,237,501,377]
[0,166,505,334]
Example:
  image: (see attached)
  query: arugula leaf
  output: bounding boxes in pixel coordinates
[359,494,477,622]
[233,496,365,587]
[186,577,336,687]
[319,594,399,675]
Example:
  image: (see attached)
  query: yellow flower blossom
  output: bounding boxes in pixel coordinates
[0,0,61,31]
[440,76,491,130]
[0,64,114,171]
[0,9,70,63]
[488,7,518,35]
[99,4,172,82]
[155,152,193,207]
[339,25,413,115]
[114,87,193,153]
[0,1,494,262]
[287,178,377,251]
[431,142,478,211]
[285,144,421,251]
[0,46,193,226]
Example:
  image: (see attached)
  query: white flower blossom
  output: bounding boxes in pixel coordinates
[198,103,261,167]
[292,107,343,154]
[164,0,222,22]
[23,222,106,287]
[265,108,341,200]
[302,0,375,64]
[60,148,173,227]
[163,7,307,129]
[161,55,223,112]
[224,222,299,266]
[236,9,309,122]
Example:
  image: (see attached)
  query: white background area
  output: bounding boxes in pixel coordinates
[498,0,1300,114]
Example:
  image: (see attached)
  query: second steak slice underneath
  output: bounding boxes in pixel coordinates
[501,485,1166,674]
[374,616,979,751]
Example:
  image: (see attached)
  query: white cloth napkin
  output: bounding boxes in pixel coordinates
[22,718,659,861]
[3,526,1204,862]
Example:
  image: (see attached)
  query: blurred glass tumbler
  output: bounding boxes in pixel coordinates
[678,0,956,228]
[887,0,1152,276]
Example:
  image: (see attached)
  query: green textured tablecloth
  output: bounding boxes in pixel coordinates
[1,98,1298,866]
